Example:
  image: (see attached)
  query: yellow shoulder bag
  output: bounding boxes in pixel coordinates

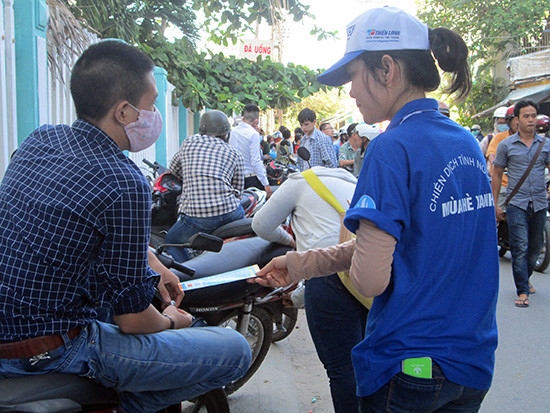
[301,169,373,309]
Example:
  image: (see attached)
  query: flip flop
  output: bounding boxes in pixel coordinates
[529,284,536,294]
[515,297,529,308]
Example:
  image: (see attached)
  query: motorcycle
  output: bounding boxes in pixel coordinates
[145,160,266,249]
[146,159,298,345]
[154,233,298,394]
[0,375,227,413]
[265,154,300,186]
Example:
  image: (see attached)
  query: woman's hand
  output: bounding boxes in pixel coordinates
[249,256,293,288]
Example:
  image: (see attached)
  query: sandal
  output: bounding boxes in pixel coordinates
[515,297,529,308]
[529,284,536,294]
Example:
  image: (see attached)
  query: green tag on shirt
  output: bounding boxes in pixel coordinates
[402,357,432,379]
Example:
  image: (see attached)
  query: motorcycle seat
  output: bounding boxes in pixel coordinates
[0,374,119,412]
[210,218,254,238]
[173,237,292,306]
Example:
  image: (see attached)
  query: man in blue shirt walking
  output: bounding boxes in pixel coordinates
[492,99,550,308]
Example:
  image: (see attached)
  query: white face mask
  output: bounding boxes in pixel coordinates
[123,104,163,152]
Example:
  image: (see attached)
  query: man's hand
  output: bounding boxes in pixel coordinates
[249,256,293,288]
[495,206,506,222]
[148,250,184,306]
[264,185,273,199]
[163,304,193,329]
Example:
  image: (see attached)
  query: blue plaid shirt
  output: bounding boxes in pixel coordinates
[298,128,338,171]
[0,120,158,342]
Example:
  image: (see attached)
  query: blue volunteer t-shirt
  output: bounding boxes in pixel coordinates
[344,99,499,396]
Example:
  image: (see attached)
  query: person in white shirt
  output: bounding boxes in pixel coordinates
[229,104,273,198]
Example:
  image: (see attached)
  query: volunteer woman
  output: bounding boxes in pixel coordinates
[251,7,499,412]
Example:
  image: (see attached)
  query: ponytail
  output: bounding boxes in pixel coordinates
[359,27,471,101]
[429,28,471,100]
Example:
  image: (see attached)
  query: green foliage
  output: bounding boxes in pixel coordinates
[65,0,199,45]
[61,0,330,112]
[417,0,549,59]
[142,37,326,113]
[454,73,509,130]
[417,0,549,123]
[283,88,346,130]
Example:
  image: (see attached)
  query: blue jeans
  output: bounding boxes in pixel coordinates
[0,321,251,412]
[165,205,244,262]
[359,363,487,413]
[305,274,369,413]
[506,203,547,296]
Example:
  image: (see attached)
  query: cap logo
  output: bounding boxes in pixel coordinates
[347,25,356,39]
[365,28,401,43]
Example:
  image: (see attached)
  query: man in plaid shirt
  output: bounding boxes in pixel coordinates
[297,108,339,171]
[0,41,250,412]
[165,110,245,262]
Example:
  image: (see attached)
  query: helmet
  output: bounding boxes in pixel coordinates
[198,110,231,137]
[493,107,507,119]
[505,105,515,120]
[536,114,550,134]
[354,123,381,140]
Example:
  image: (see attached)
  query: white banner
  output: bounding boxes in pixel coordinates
[239,39,274,61]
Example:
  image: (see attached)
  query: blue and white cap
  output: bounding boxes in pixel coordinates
[317,7,429,87]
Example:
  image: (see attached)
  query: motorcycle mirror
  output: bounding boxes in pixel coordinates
[189,233,223,253]
[297,147,310,162]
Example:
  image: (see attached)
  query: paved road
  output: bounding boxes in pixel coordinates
[226,256,550,412]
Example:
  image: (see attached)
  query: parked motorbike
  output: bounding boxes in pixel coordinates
[154,233,297,394]
[265,154,300,186]
[0,374,227,412]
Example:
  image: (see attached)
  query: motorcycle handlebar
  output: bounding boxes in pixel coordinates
[143,159,156,169]
[153,248,196,276]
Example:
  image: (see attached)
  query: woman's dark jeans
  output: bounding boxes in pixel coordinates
[359,363,488,413]
[305,273,368,413]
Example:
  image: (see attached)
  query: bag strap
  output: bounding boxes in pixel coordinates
[504,137,547,206]
[301,169,345,213]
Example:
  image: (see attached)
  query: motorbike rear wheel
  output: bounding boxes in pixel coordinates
[271,307,298,343]
[217,307,273,395]
[535,220,550,273]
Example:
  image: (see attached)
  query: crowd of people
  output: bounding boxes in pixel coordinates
[1,4,550,413]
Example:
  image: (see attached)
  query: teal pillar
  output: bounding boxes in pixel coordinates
[154,66,168,165]
[193,111,200,135]
[178,100,188,145]
[13,0,49,142]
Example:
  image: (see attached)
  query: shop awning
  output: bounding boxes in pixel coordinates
[472,82,550,118]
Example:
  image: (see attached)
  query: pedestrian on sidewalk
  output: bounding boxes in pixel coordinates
[492,99,550,308]
[251,7,498,412]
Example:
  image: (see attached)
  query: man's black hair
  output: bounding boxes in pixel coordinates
[282,129,291,140]
[347,123,358,136]
[319,122,331,132]
[242,103,260,122]
[70,40,154,122]
[514,99,539,118]
[279,125,289,133]
[294,127,304,136]
[298,108,316,124]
